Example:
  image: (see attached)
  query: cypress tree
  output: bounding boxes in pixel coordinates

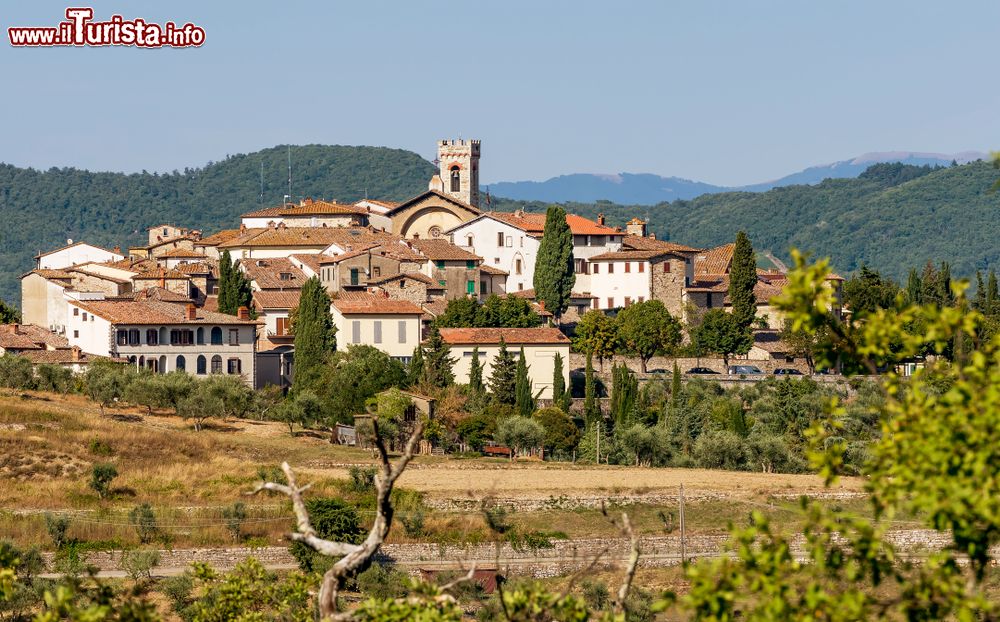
[291,277,336,394]
[468,347,484,395]
[988,270,999,312]
[407,345,424,387]
[217,250,234,314]
[514,347,534,417]
[551,352,570,412]
[906,268,922,305]
[610,363,637,427]
[666,361,681,426]
[729,231,757,331]
[532,205,575,321]
[584,351,598,424]
[421,325,455,388]
[488,338,517,405]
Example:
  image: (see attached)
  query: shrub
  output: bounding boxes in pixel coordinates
[493,416,546,460]
[0,354,34,390]
[347,465,377,494]
[44,513,71,549]
[532,407,580,457]
[119,548,160,582]
[89,463,118,499]
[222,502,247,542]
[34,363,73,393]
[692,430,745,470]
[743,433,803,473]
[128,503,158,544]
[88,438,114,456]
[289,498,363,572]
[355,563,410,600]
[160,573,195,615]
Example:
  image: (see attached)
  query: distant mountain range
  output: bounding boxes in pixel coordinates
[487,151,988,204]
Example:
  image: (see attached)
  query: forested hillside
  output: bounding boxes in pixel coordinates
[0,145,435,307]
[494,160,1000,281]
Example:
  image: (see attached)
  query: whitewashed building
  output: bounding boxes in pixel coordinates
[331,293,423,363]
[35,241,123,271]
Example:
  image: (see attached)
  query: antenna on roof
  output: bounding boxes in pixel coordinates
[259,161,264,205]
[287,145,292,203]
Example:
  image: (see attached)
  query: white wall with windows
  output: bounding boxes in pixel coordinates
[330,310,422,360]
[587,259,652,310]
[449,218,539,293]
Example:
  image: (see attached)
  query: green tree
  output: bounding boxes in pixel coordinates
[288,498,363,573]
[609,363,638,427]
[667,361,682,426]
[0,298,20,324]
[421,325,455,388]
[551,352,570,412]
[573,310,617,371]
[129,503,159,544]
[695,308,751,369]
[407,345,424,387]
[842,264,900,316]
[177,381,225,431]
[514,347,535,417]
[615,300,682,372]
[317,345,407,428]
[434,296,479,328]
[291,276,336,394]
[217,250,253,316]
[83,360,134,415]
[89,463,118,499]
[488,338,517,405]
[583,351,599,424]
[494,416,546,461]
[532,205,575,321]
[532,407,580,457]
[468,347,484,395]
[0,354,34,390]
[729,230,757,332]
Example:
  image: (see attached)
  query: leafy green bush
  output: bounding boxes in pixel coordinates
[692,430,745,470]
[288,498,363,573]
[129,503,159,544]
[89,463,118,499]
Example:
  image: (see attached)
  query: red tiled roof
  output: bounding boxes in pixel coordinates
[356,199,400,209]
[196,229,243,246]
[1,324,69,349]
[279,200,366,216]
[24,269,74,281]
[131,287,192,303]
[386,190,481,216]
[695,244,735,276]
[408,239,481,261]
[253,289,302,310]
[589,249,676,261]
[173,261,216,276]
[479,264,508,276]
[622,235,698,254]
[438,327,570,345]
[368,271,434,286]
[71,298,256,325]
[0,328,42,350]
[288,254,323,274]
[331,293,423,315]
[134,268,191,280]
[19,348,107,365]
[241,257,307,290]
[487,212,620,236]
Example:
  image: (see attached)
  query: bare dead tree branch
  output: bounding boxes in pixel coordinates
[438,564,477,593]
[252,417,425,619]
[601,503,640,615]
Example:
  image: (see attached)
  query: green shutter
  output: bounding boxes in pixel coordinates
[467,280,475,294]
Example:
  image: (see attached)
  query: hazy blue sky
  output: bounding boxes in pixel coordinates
[2,1,998,186]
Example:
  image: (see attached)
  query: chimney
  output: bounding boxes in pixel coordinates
[186,303,197,320]
[649,232,656,240]
[597,213,606,226]
[237,306,250,320]
[538,300,545,312]
[71,346,81,361]
[113,245,121,254]
[239,223,247,233]
[625,218,647,238]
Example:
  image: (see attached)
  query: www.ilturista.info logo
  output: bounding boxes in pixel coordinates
[8,8,205,48]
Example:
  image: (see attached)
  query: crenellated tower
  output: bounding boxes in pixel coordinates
[431,139,480,208]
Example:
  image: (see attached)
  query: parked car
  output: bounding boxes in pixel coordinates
[685,367,719,375]
[729,365,764,375]
[773,368,804,376]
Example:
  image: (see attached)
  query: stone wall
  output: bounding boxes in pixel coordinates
[649,256,687,319]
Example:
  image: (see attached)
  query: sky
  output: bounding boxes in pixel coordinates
[1,1,998,186]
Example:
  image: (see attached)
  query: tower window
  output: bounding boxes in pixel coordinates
[450,166,461,192]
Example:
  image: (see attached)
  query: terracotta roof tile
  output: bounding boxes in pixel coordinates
[173,261,216,276]
[438,327,570,345]
[253,289,302,310]
[134,268,191,280]
[0,327,42,350]
[479,264,508,276]
[19,348,109,365]
[25,269,74,281]
[695,244,735,276]
[240,257,307,290]
[71,298,256,326]
[159,248,205,258]
[130,287,192,303]
[622,235,698,254]
[2,324,69,349]
[408,239,481,261]
[368,271,434,286]
[486,212,620,236]
[289,254,323,274]
[196,229,243,246]
[331,293,423,315]
[386,190,481,216]
[589,249,676,261]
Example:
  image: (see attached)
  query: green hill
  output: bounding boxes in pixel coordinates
[492,160,1000,282]
[0,145,435,307]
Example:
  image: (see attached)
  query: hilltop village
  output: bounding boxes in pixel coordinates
[7,140,841,394]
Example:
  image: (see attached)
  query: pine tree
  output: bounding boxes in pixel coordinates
[421,325,455,388]
[0,297,20,324]
[291,277,336,394]
[515,347,535,417]
[532,205,575,321]
[729,231,757,331]
[551,352,570,412]
[468,347,484,394]
[488,338,517,405]
[407,345,424,387]
[584,351,598,424]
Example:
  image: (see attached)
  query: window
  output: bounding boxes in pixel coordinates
[592,298,599,309]
[607,297,613,308]
[73,308,79,317]
[350,268,359,286]
[211,355,223,374]
[229,329,239,345]
[82,312,87,321]
[399,279,405,289]
[279,272,292,281]
[196,355,206,375]
[276,317,290,336]
[480,281,487,295]
[450,166,461,192]
[128,329,140,345]
[497,232,504,247]
[664,262,671,273]
[638,262,645,273]
[466,235,473,246]
[494,257,500,264]
[228,358,242,374]
[197,327,205,344]
[73,330,79,338]
[176,355,186,371]
[707,295,714,309]
[373,266,381,278]
[466,260,475,270]
[352,320,361,344]
[624,263,631,273]
[170,329,193,345]
[162,228,168,237]
[506,236,513,246]
[373,320,382,344]
[518,282,524,291]
[117,330,128,346]
[625,296,632,306]
[435,260,445,269]
[467,280,475,294]
[515,259,522,275]
[593,263,599,274]
[398,320,407,343]
[608,263,614,274]
[211,327,223,345]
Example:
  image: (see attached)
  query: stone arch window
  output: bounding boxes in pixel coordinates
[210,355,223,374]
[450,166,461,193]
[210,327,223,345]
[176,355,186,371]
[158,355,166,373]
[196,355,207,375]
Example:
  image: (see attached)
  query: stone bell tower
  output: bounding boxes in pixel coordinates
[431,139,480,208]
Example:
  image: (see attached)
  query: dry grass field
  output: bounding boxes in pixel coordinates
[0,389,872,549]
